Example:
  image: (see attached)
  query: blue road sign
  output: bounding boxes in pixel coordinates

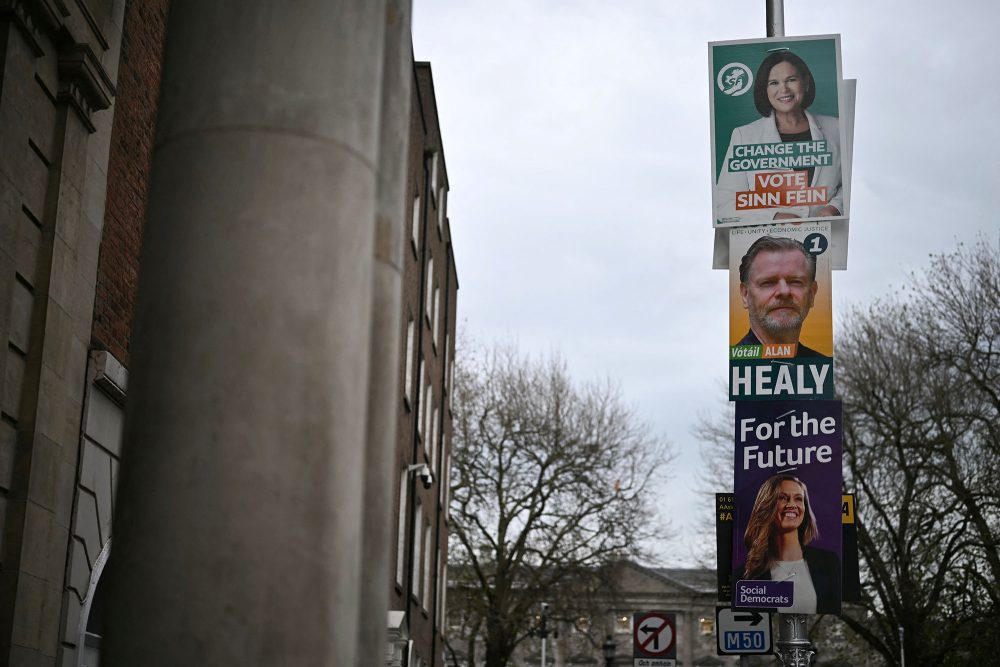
[716,606,772,656]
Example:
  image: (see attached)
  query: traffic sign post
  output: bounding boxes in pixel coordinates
[632,611,676,667]
[716,606,772,656]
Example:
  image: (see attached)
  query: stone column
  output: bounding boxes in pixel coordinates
[103,2,387,665]
[357,1,413,666]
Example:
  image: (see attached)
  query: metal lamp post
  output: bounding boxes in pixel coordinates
[540,602,549,667]
[775,614,815,666]
[602,634,616,667]
[762,5,817,664]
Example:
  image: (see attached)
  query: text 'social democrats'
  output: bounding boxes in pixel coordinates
[739,585,791,606]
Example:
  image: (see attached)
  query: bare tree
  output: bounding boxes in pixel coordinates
[691,392,735,566]
[691,237,1000,666]
[447,341,671,667]
[905,239,1000,596]
[837,237,1000,666]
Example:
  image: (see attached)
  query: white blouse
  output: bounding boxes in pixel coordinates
[770,558,817,614]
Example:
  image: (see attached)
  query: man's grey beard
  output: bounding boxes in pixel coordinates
[753,310,805,338]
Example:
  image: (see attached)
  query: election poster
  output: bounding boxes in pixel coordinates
[717,491,857,606]
[709,35,848,229]
[716,493,735,602]
[731,400,843,615]
[841,494,862,603]
[710,77,855,272]
[728,222,833,400]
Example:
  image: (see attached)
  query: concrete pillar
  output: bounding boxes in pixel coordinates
[103,2,387,665]
[357,2,413,666]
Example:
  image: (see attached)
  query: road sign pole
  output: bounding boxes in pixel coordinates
[775,614,815,666]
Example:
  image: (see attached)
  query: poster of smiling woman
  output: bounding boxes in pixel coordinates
[710,35,848,227]
[732,400,843,616]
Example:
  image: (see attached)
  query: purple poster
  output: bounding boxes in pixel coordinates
[732,400,842,615]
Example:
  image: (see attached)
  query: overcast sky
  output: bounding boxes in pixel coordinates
[412,0,1000,565]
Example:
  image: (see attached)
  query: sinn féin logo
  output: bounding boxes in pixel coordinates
[717,62,753,96]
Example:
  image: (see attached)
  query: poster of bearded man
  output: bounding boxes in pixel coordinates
[728,222,833,400]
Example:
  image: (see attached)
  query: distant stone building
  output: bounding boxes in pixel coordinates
[596,565,877,667]
[445,558,883,667]
[602,563,728,666]
[446,562,734,667]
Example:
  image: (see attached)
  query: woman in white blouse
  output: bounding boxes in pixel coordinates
[739,474,841,614]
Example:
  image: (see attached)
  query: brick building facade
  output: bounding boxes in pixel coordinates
[0,2,455,665]
[0,0,167,664]
[388,61,459,667]
[92,0,168,366]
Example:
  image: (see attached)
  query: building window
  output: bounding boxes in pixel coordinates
[423,384,433,455]
[443,333,450,396]
[432,286,440,348]
[699,617,714,635]
[438,558,448,629]
[404,317,414,407]
[441,451,451,513]
[437,188,447,234]
[425,257,434,322]
[448,357,455,406]
[416,359,425,438]
[430,151,440,198]
[411,193,421,256]
[411,501,423,599]
[396,471,407,586]
[615,614,631,634]
[78,540,112,667]
[430,407,439,470]
[422,524,432,610]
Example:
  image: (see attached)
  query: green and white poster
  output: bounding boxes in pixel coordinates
[710,35,848,228]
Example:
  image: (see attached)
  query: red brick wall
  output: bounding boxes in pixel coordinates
[91,0,170,364]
